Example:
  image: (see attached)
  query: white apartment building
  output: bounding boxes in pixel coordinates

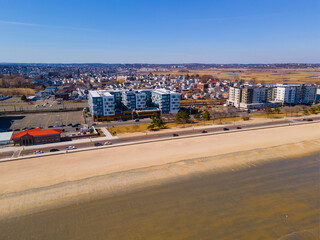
[227,87,242,108]
[274,85,298,104]
[227,84,317,109]
[151,89,180,114]
[275,84,317,104]
[88,90,115,117]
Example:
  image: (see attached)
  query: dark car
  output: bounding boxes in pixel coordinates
[22,127,28,131]
[301,118,306,121]
[92,123,97,126]
[94,142,103,146]
[173,133,179,137]
[67,123,73,126]
[135,119,140,122]
[307,119,313,121]
[236,126,242,129]
[48,125,53,128]
[14,129,20,131]
[50,148,60,152]
[201,130,207,133]
[223,128,229,131]
[61,124,66,127]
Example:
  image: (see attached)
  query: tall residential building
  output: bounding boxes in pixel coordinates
[88,90,115,117]
[88,89,180,120]
[122,90,146,110]
[227,84,317,109]
[151,89,180,114]
[275,84,317,104]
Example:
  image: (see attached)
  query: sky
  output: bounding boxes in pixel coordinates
[0,0,319,64]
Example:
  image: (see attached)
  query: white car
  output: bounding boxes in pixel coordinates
[66,146,77,150]
[34,150,44,154]
[104,142,112,145]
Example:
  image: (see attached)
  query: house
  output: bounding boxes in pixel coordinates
[12,128,61,146]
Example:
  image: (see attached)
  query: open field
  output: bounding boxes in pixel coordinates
[107,117,244,135]
[145,68,320,84]
[0,88,35,96]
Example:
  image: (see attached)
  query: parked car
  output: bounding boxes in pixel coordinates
[94,142,103,146]
[34,150,44,154]
[66,146,77,150]
[173,133,179,137]
[14,129,20,131]
[67,123,73,126]
[223,128,229,131]
[301,118,306,121]
[48,125,53,128]
[104,142,112,145]
[307,118,313,121]
[92,123,97,126]
[50,148,60,152]
[201,130,207,133]
[60,124,66,127]
[236,126,242,129]
[135,119,140,122]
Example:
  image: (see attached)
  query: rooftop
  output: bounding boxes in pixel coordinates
[12,128,61,139]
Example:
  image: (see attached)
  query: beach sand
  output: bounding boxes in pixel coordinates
[0,122,319,221]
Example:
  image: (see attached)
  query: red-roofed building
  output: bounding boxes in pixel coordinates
[12,128,61,146]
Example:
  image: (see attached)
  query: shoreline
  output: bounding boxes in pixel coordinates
[0,138,319,221]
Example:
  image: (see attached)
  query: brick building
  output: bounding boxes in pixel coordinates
[12,128,61,146]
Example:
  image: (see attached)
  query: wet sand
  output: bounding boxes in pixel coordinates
[0,153,319,240]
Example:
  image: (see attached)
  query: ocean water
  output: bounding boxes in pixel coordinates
[0,154,319,240]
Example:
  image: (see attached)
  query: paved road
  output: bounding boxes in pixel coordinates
[1,116,319,160]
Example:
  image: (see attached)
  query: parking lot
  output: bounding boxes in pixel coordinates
[0,111,85,132]
[0,96,88,113]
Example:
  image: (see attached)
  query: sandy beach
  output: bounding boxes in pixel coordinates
[0,122,320,221]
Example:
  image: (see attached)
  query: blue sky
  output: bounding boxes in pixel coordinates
[0,0,319,63]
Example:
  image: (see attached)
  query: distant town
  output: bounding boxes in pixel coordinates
[0,63,319,159]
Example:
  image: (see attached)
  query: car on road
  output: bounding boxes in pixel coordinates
[67,123,73,126]
[307,118,313,121]
[173,133,179,137]
[14,129,20,131]
[54,125,60,128]
[34,150,44,154]
[60,124,66,127]
[92,123,97,126]
[223,128,229,131]
[94,142,103,146]
[22,127,28,131]
[50,148,60,152]
[301,118,306,121]
[48,125,53,128]
[135,119,140,122]
[236,126,242,129]
[104,142,112,145]
[66,146,77,150]
[201,130,207,133]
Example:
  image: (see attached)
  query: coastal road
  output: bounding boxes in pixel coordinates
[1,116,319,160]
